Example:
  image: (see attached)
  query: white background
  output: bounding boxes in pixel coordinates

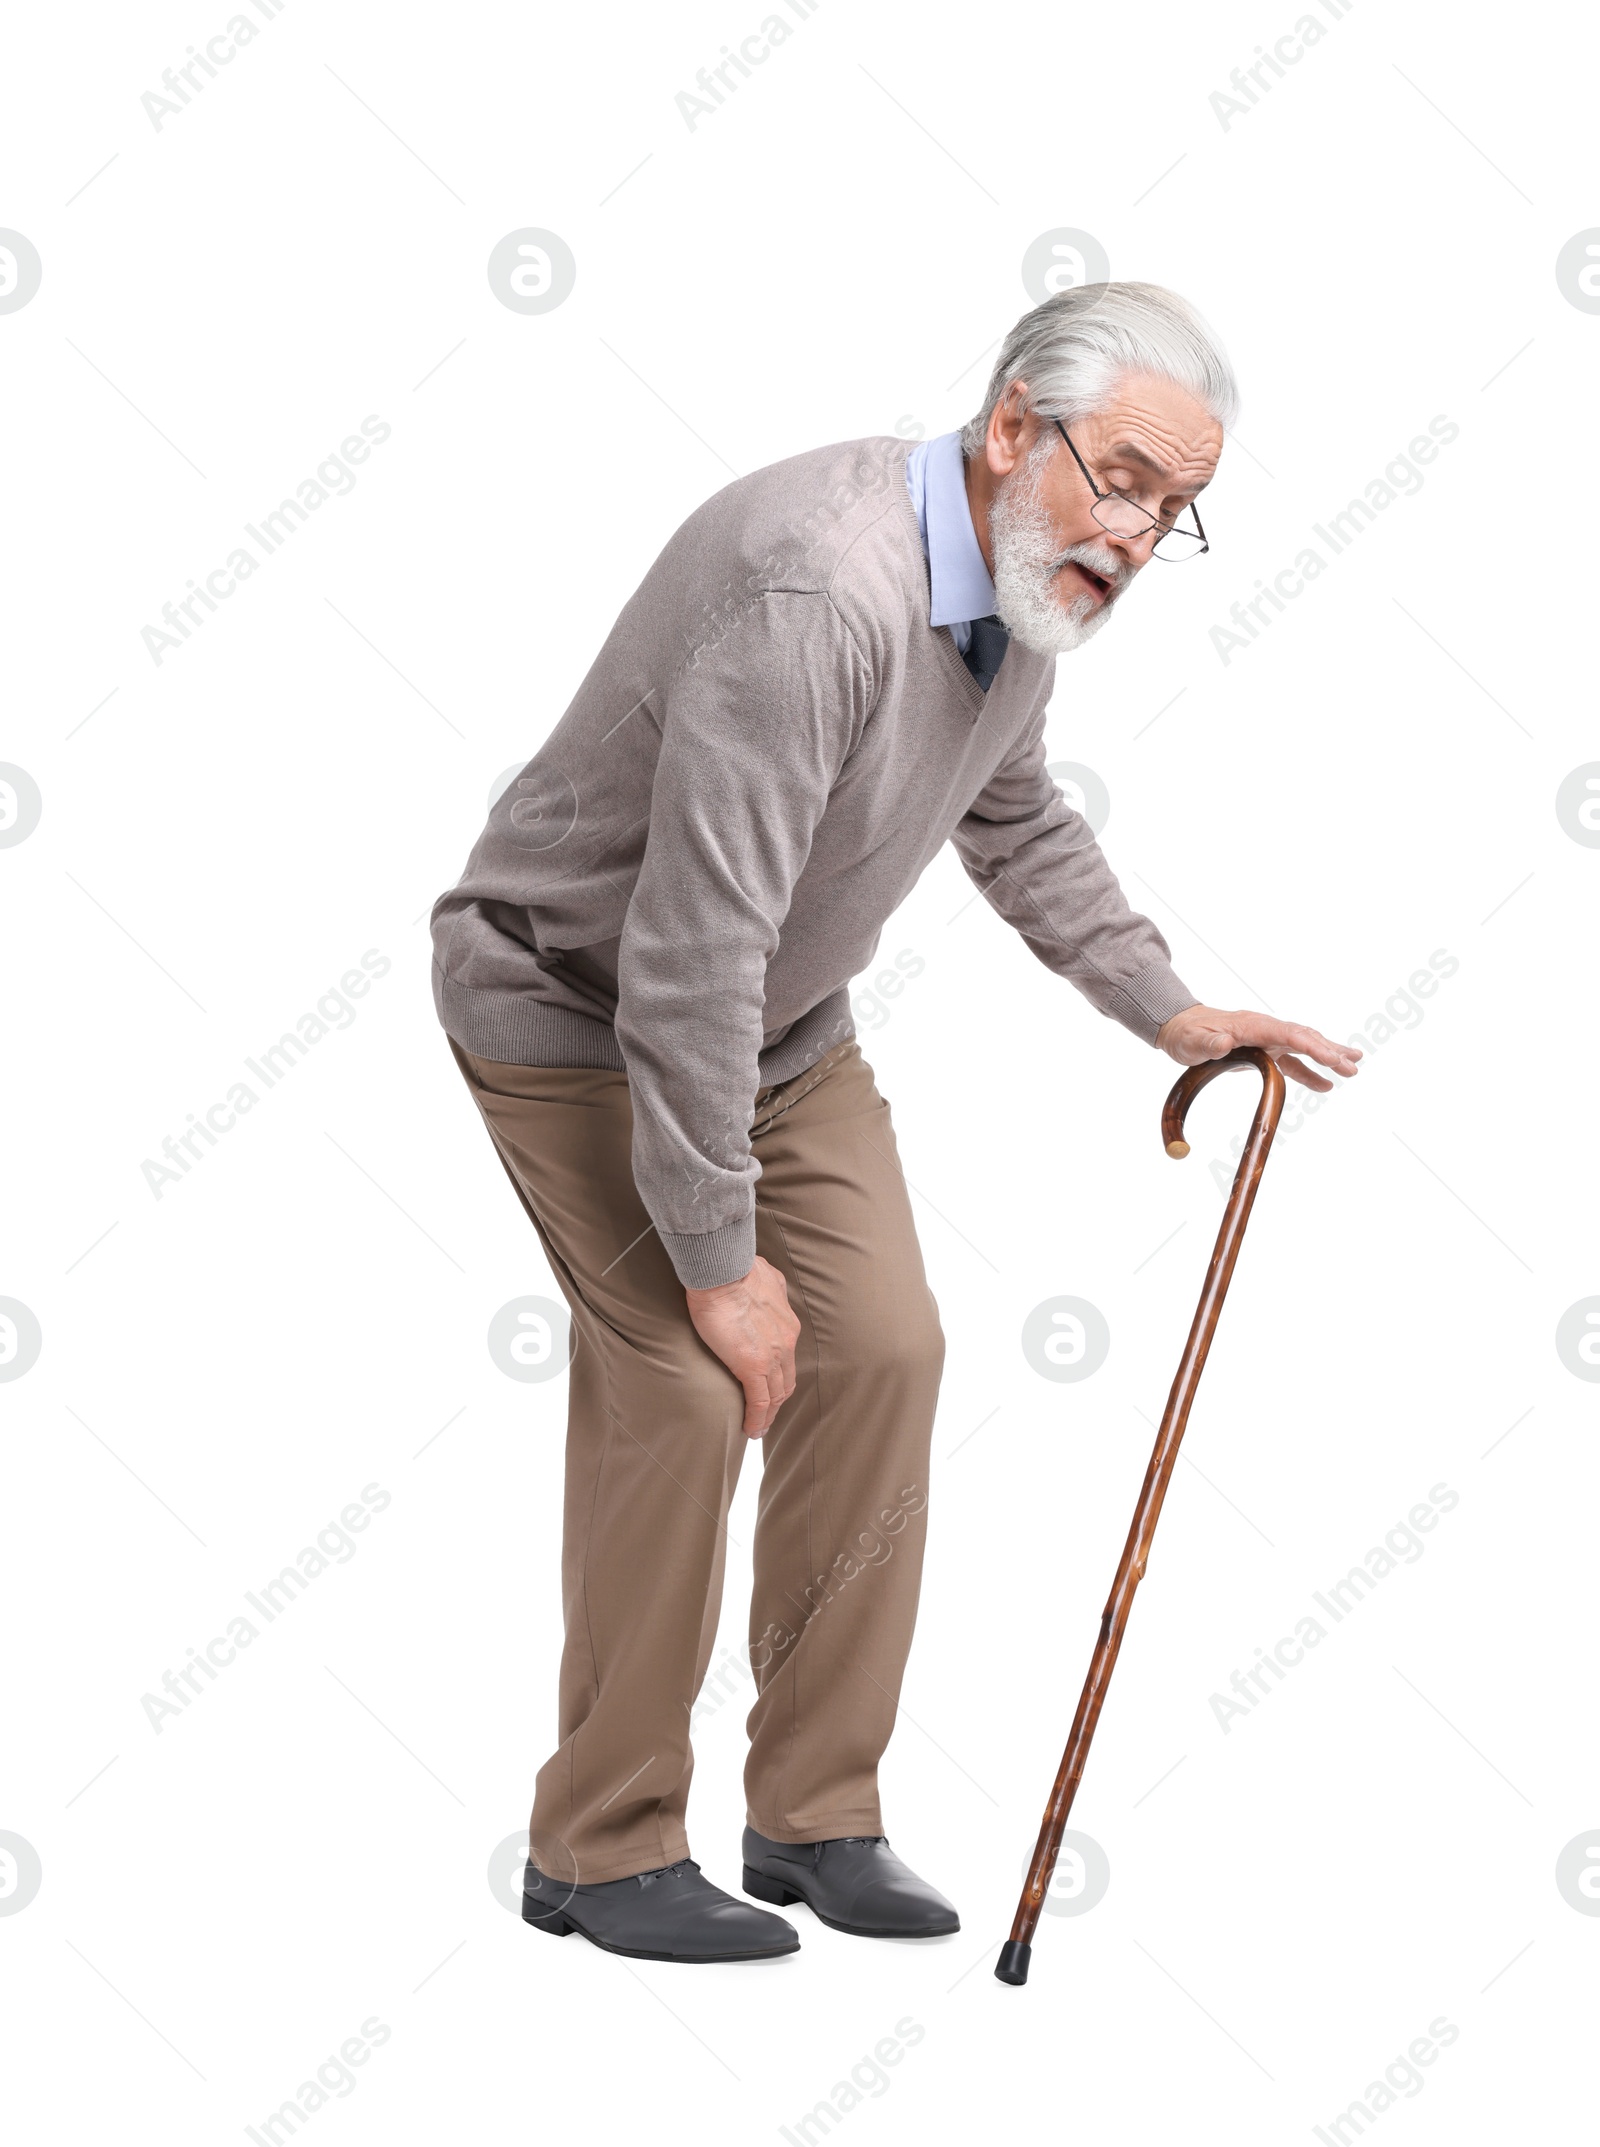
[4,0,1597,2140]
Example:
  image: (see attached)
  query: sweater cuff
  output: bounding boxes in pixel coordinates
[1115,960,1202,1044]
[659,1215,757,1291]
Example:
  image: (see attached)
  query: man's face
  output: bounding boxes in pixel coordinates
[985,373,1223,656]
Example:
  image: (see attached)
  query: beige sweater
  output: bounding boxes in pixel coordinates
[430,434,1195,1287]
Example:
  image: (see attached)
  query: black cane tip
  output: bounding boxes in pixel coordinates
[994,1939,1032,1985]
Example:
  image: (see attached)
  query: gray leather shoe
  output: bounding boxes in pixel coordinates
[741,1828,959,1938]
[523,1855,799,1963]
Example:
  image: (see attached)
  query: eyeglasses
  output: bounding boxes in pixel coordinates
[1052,420,1209,561]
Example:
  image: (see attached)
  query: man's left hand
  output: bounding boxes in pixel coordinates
[1155,1005,1361,1092]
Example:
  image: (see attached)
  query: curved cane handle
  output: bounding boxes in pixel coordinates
[1161,1045,1285,1159]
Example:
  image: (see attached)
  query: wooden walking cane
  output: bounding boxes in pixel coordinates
[995,1045,1286,1986]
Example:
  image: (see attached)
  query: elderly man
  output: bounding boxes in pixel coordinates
[430,280,1358,1966]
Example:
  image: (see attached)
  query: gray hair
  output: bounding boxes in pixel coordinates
[959,281,1240,457]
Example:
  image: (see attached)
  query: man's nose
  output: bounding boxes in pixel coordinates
[1105,523,1159,569]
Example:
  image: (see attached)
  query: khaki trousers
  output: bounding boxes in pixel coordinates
[448,1035,945,1884]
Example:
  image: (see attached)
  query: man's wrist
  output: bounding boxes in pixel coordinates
[1156,1003,1201,1049]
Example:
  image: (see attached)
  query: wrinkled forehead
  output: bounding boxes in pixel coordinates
[1075,377,1224,490]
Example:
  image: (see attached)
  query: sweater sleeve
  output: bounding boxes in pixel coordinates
[613,590,870,1289]
[949,698,1200,1043]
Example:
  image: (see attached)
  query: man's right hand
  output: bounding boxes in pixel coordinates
[684,1255,801,1438]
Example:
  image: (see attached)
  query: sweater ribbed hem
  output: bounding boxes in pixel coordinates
[434,970,856,1088]
[660,1216,758,1291]
[435,973,627,1069]
[1112,960,1201,1043]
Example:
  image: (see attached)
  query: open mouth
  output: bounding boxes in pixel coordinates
[1062,559,1114,606]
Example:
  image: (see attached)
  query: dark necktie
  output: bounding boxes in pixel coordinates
[962,613,1010,692]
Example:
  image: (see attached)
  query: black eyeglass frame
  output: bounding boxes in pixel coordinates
[1051,419,1209,560]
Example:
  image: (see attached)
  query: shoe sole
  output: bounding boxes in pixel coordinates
[522,1895,799,1963]
[741,1865,959,1939]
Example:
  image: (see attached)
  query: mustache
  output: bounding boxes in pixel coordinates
[1049,541,1131,597]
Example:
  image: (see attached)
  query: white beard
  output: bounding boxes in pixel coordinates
[989,438,1130,657]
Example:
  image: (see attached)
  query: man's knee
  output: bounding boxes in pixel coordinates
[834,1289,945,1389]
[579,1321,745,1438]
[673,1350,747,1423]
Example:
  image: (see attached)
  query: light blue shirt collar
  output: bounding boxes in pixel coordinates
[904,430,996,654]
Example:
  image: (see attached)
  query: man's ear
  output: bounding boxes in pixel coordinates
[985,384,1030,479]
